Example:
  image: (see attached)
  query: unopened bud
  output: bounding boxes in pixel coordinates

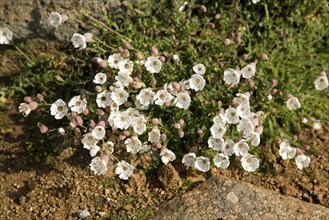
[241,54,248,61]
[179,130,185,138]
[208,22,216,29]
[197,129,203,135]
[179,119,185,126]
[160,56,166,63]
[37,122,48,134]
[172,54,180,64]
[36,93,44,101]
[224,38,231,46]
[123,41,133,50]
[161,133,167,141]
[89,120,96,128]
[151,46,159,56]
[256,125,263,135]
[58,127,65,136]
[215,14,221,19]
[24,96,32,103]
[174,123,181,129]
[83,108,89,115]
[197,137,203,143]
[74,127,81,136]
[28,102,38,110]
[98,121,106,127]
[96,109,105,116]
[199,5,207,13]
[271,79,278,88]
[118,47,124,55]
[95,85,102,93]
[124,49,130,58]
[261,53,269,61]
[92,57,107,68]
[83,33,93,42]
[131,81,143,89]
[135,52,143,60]
[152,118,160,125]
[301,117,308,124]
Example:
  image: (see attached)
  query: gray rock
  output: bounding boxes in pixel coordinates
[154,175,329,220]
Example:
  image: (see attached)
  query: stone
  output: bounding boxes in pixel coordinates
[154,175,329,220]
[158,164,183,191]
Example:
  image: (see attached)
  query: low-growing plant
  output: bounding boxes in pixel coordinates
[2,0,328,180]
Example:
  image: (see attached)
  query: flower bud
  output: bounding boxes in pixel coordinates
[261,53,269,61]
[83,33,93,42]
[174,123,181,129]
[161,133,167,141]
[215,14,221,20]
[24,96,32,103]
[37,122,48,134]
[255,125,263,135]
[73,138,81,146]
[208,22,216,29]
[271,79,278,88]
[119,134,126,141]
[124,49,130,58]
[248,79,257,89]
[98,120,106,128]
[36,93,44,101]
[301,117,308,124]
[179,119,185,126]
[172,54,180,64]
[83,108,89,115]
[197,137,203,143]
[199,5,207,13]
[197,129,203,135]
[123,41,133,49]
[135,52,143,60]
[131,81,143,89]
[28,102,38,110]
[179,130,185,138]
[160,56,166,63]
[96,109,105,116]
[241,54,248,61]
[58,127,65,136]
[89,120,96,128]
[74,127,81,136]
[75,116,83,127]
[92,57,107,68]
[224,38,231,46]
[236,32,242,44]
[151,46,159,56]
[118,47,125,55]
[152,118,160,125]
[95,85,102,93]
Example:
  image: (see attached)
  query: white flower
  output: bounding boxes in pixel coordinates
[224,68,241,87]
[225,107,239,124]
[213,113,226,125]
[125,136,142,154]
[90,157,107,175]
[115,160,134,180]
[236,102,251,119]
[132,115,147,135]
[295,154,311,170]
[118,59,134,74]
[222,139,235,156]
[71,33,86,50]
[50,99,68,119]
[248,131,261,147]
[233,140,249,156]
[160,148,176,165]
[18,103,31,117]
[208,136,225,151]
[110,110,132,130]
[114,72,133,88]
[68,95,87,114]
[108,53,123,69]
[111,87,129,106]
[314,76,328,90]
[241,63,256,79]
[89,145,100,157]
[0,28,13,44]
[210,123,226,139]
[279,140,296,160]
[301,117,308,124]
[136,88,155,107]
[286,96,301,110]
[103,141,114,154]
[145,56,162,73]
[233,93,250,106]
[193,63,206,75]
[96,91,112,108]
[237,119,254,137]
[154,89,174,106]
[48,12,62,27]
[148,127,161,144]
[93,72,107,85]
[195,156,210,172]
[77,209,91,219]
[252,0,261,4]
[241,154,259,172]
[182,153,196,168]
[178,1,188,12]
[214,153,230,169]
[92,126,106,140]
[313,121,322,130]
[82,133,98,150]
[189,74,206,91]
[139,143,151,154]
[174,92,191,109]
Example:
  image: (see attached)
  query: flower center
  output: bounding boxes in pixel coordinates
[101,96,107,101]
[152,61,158,66]
[75,101,81,106]
[57,106,63,111]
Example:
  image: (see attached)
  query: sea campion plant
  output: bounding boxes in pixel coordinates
[6,0,329,179]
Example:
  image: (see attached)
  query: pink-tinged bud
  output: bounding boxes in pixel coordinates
[224,38,231,46]
[271,88,278,95]
[152,118,160,125]
[197,129,203,135]
[71,112,77,117]
[58,127,65,136]
[75,116,83,127]
[119,134,126,141]
[123,130,130,136]
[320,70,327,77]
[252,118,259,126]
[99,115,108,124]
[61,14,68,23]
[248,79,257,89]
[98,120,106,128]
[172,54,180,64]
[124,49,130,58]
[293,135,298,143]
[165,101,171,107]
[255,125,263,135]
[95,85,102,93]
[197,137,203,143]
[208,22,216,29]
[271,79,278,88]
[83,108,89,115]
[161,133,167,141]
[123,41,132,50]
[261,53,269,61]
[131,81,143,89]
[151,46,159,56]
[151,77,157,86]
[174,123,181,129]
[304,145,310,151]
[236,32,241,44]
[155,143,162,149]
[70,121,77,129]
[92,57,107,68]
[199,5,207,13]
[55,75,64,82]
[124,101,132,107]
[179,119,185,126]
[28,102,38,111]
[37,122,48,134]
[89,120,96,128]
[96,109,105,116]
[215,14,221,19]
[135,52,143,60]
[179,130,185,138]
[36,93,44,101]
[83,33,93,42]
[160,56,166,63]
[295,148,303,156]
[172,82,181,91]
[241,54,248,61]
[24,96,32,103]
[286,94,293,99]
[255,111,264,118]
[189,146,198,154]
[118,47,125,55]
[73,138,81,146]
[74,127,81,136]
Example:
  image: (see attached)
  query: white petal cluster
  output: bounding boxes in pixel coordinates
[125,135,142,154]
[224,68,241,87]
[50,99,68,119]
[0,27,13,44]
[314,75,328,90]
[115,160,134,180]
[68,95,87,114]
[295,154,311,170]
[136,88,154,107]
[182,153,196,168]
[174,92,191,109]
[92,126,106,140]
[286,95,301,110]
[195,156,210,172]
[189,74,206,91]
[90,157,107,175]
[108,53,123,69]
[154,89,174,106]
[96,91,112,108]
[145,56,162,73]
[109,110,133,130]
[148,127,161,144]
[160,148,176,164]
[118,59,134,74]
[208,137,225,151]
[93,72,107,85]
[18,103,31,117]
[279,140,296,160]
[71,33,86,50]
[111,87,129,106]
[214,153,230,169]
[241,154,259,172]
[48,12,62,27]
[233,140,249,157]
[193,63,206,75]
[241,63,256,79]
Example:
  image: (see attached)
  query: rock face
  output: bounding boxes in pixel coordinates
[154,175,329,220]
[0,0,121,42]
